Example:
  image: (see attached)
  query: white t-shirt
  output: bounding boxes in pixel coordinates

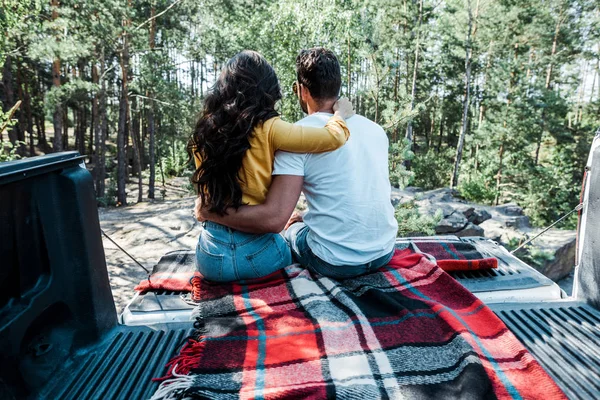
[273,112,398,266]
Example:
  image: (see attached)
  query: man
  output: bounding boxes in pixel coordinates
[197,47,397,278]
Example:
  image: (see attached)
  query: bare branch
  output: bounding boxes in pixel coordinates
[0,101,22,135]
[133,0,186,32]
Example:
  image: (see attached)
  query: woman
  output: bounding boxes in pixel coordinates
[190,50,353,282]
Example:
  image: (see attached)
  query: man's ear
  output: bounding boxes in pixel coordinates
[300,84,310,103]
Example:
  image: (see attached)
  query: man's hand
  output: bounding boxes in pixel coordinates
[333,97,355,119]
[285,210,305,230]
[194,197,208,222]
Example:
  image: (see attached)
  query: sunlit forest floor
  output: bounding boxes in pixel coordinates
[98,177,199,313]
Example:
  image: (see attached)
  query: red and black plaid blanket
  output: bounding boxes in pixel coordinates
[398,238,498,271]
[150,249,564,400]
[136,239,497,294]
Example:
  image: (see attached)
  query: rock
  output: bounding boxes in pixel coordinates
[418,200,455,218]
[495,203,524,216]
[390,187,419,207]
[480,219,525,244]
[420,187,462,203]
[455,222,485,237]
[470,208,492,224]
[533,229,577,281]
[461,207,476,220]
[500,215,531,229]
[435,211,468,234]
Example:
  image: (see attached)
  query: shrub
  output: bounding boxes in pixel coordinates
[0,140,23,162]
[458,175,497,204]
[161,140,192,177]
[412,149,454,190]
[395,200,443,237]
[389,139,414,189]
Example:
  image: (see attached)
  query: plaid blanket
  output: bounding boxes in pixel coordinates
[134,251,200,293]
[403,238,498,271]
[150,249,564,400]
[136,239,497,294]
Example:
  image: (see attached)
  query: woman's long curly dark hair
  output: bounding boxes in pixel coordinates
[190,50,282,215]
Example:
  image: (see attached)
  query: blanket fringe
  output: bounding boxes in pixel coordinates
[153,337,206,382]
[150,365,195,400]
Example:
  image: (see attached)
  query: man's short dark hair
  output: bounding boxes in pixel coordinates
[296,48,341,101]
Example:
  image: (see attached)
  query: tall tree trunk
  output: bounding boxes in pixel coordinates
[96,48,107,199]
[148,4,157,199]
[15,58,27,155]
[117,21,130,206]
[478,40,494,129]
[428,96,436,150]
[451,0,475,188]
[200,59,205,98]
[589,52,598,105]
[51,0,63,152]
[62,107,68,149]
[495,44,518,205]
[22,68,35,156]
[574,62,588,124]
[76,59,86,156]
[347,35,352,100]
[436,115,444,153]
[405,0,423,162]
[535,10,566,165]
[130,97,143,203]
[393,46,401,142]
[33,68,49,151]
[131,97,141,177]
[2,56,21,145]
[92,58,101,196]
[191,60,196,107]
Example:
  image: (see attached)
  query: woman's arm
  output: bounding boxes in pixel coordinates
[270,98,354,153]
[196,175,304,234]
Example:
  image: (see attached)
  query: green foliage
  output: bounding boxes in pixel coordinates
[389,139,414,189]
[412,149,454,190]
[395,200,443,237]
[161,140,191,178]
[458,175,497,205]
[98,170,119,207]
[0,140,23,162]
[0,108,21,162]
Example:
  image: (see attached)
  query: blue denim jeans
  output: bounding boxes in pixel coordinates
[285,223,395,279]
[196,221,292,282]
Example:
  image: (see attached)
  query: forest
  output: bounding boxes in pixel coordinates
[1,0,599,229]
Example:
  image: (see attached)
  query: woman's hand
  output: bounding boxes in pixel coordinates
[284,210,305,230]
[194,197,208,222]
[333,97,355,119]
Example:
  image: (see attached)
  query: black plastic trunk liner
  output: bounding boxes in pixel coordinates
[37,324,191,400]
[491,301,600,399]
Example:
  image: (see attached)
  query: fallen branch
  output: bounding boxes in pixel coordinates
[0,100,22,136]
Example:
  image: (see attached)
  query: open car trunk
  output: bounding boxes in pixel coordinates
[1,146,600,399]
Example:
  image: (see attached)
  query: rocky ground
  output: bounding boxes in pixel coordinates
[100,181,577,313]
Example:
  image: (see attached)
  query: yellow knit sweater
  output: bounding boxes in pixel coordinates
[194,115,350,205]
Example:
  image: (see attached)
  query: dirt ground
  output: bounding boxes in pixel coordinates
[98,177,202,313]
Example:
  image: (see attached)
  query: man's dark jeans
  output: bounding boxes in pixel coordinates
[285,223,394,279]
